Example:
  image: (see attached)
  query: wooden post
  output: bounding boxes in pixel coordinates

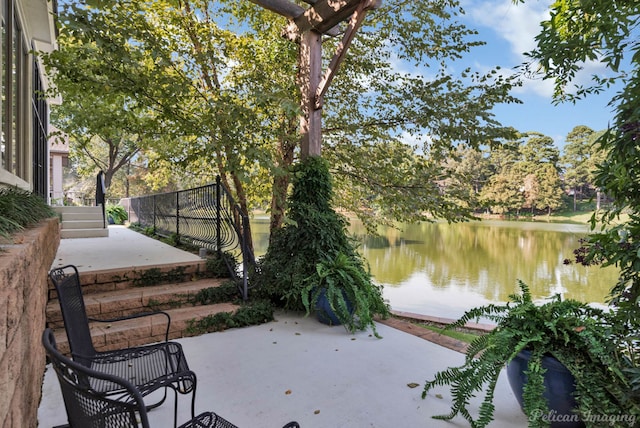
[299,30,323,158]
[248,0,382,157]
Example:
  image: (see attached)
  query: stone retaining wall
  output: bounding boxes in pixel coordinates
[0,218,59,428]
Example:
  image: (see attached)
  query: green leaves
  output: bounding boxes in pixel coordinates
[0,188,55,238]
[423,280,635,427]
[257,157,389,336]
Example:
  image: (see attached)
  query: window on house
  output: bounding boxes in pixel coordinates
[1,0,29,182]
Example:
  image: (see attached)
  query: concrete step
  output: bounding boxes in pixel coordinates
[51,302,241,355]
[60,228,109,239]
[61,220,104,229]
[53,206,104,215]
[46,277,226,327]
[48,261,209,299]
[60,212,104,221]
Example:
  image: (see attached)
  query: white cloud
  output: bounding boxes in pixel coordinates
[463,0,613,100]
[467,0,550,57]
[464,0,554,97]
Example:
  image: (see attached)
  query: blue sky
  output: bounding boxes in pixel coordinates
[456,0,620,150]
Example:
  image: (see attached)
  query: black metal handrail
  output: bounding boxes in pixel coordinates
[126,177,255,300]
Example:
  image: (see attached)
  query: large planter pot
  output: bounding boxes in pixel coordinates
[507,350,585,428]
[315,288,353,326]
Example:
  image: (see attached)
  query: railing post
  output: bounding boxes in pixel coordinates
[153,195,157,234]
[242,213,249,301]
[176,191,180,245]
[216,176,222,256]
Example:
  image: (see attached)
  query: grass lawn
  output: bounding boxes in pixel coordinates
[416,323,481,344]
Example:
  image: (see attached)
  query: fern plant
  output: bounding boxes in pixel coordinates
[301,251,387,337]
[423,281,638,428]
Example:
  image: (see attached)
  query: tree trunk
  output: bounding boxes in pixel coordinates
[269,133,297,243]
[230,173,255,255]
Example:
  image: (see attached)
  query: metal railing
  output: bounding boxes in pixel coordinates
[126,177,254,300]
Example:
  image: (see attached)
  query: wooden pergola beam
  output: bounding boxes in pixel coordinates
[247,0,305,19]
[293,0,367,34]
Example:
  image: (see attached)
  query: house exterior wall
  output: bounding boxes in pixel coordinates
[0,0,56,198]
[49,129,68,205]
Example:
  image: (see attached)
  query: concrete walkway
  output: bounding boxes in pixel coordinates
[38,226,528,427]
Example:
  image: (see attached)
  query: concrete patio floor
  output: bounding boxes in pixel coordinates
[38,226,528,427]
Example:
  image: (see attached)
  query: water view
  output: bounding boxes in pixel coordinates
[250,218,619,319]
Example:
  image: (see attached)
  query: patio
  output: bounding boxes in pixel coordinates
[38,226,528,427]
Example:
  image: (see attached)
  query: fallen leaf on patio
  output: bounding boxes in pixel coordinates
[285,390,292,395]
[295,332,301,335]
[436,394,443,399]
[314,410,320,415]
[407,383,419,388]
[351,338,356,341]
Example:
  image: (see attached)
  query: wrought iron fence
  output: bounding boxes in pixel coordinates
[126,177,254,300]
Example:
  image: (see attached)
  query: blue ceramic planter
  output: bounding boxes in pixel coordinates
[507,350,585,428]
[315,288,353,326]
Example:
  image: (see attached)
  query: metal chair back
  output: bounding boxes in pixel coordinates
[42,328,151,428]
[49,264,97,365]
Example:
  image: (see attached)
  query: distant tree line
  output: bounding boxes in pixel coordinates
[442,125,607,216]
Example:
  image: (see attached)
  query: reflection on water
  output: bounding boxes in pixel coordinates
[250,217,619,319]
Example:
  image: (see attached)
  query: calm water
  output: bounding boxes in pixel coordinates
[250,218,619,319]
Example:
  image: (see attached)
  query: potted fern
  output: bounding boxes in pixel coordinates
[301,251,387,337]
[423,281,636,428]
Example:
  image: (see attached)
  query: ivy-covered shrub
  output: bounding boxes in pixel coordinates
[256,156,389,334]
[0,187,55,238]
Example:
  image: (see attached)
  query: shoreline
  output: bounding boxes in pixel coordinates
[378,310,496,354]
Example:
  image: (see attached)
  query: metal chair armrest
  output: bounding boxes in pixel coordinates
[88,310,171,341]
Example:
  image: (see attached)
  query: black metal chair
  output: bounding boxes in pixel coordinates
[43,328,238,428]
[44,329,302,428]
[48,264,196,427]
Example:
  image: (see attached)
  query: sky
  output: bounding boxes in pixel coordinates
[453,0,620,151]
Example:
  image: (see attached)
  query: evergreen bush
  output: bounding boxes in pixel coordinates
[256,156,389,335]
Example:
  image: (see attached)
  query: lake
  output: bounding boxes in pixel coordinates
[250,217,619,319]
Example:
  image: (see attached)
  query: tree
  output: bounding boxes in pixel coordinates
[47,82,147,191]
[480,169,524,215]
[442,146,492,212]
[562,125,595,211]
[44,0,520,247]
[536,163,564,215]
[514,132,562,214]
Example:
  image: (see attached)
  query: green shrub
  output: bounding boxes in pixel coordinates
[256,156,389,335]
[0,187,55,238]
[106,204,128,225]
[205,251,237,278]
[192,281,239,305]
